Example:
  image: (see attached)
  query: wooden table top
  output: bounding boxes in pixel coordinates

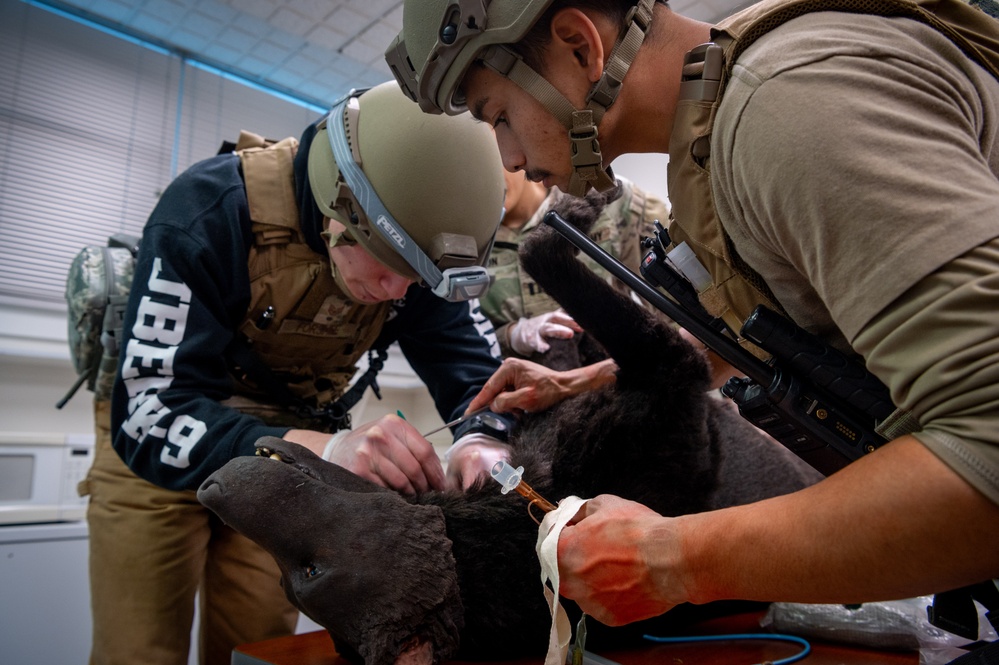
[232,609,919,665]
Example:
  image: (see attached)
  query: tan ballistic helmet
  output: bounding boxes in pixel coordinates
[308,81,506,299]
[386,0,552,116]
[386,0,656,196]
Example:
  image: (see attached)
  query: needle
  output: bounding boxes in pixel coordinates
[421,406,489,438]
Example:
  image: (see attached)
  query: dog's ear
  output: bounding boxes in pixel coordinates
[549,181,624,235]
[521,182,625,267]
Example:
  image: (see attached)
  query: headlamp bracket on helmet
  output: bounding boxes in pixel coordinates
[323,89,492,302]
[386,0,488,112]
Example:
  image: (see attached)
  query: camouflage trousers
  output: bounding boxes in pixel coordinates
[81,400,298,665]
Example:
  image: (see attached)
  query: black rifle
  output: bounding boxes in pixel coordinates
[543,210,895,477]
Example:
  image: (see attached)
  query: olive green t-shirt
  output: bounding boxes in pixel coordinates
[710,11,999,502]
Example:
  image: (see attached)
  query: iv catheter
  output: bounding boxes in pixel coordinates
[490,460,557,522]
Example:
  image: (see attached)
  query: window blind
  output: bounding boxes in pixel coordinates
[0,1,321,311]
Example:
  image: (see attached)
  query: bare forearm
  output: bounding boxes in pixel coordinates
[565,358,618,394]
[284,429,331,458]
[470,357,619,414]
[674,436,999,605]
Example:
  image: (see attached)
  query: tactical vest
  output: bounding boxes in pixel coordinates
[484,184,665,331]
[230,131,391,421]
[666,0,999,358]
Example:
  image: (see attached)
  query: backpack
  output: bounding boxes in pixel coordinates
[56,233,141,407]
[55,132,276,409]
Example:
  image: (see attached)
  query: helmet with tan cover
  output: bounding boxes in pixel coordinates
[386,0,549,117]
[385,0,657,196]
[308,81,506,301]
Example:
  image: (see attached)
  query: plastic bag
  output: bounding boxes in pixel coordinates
[761,596,996,664]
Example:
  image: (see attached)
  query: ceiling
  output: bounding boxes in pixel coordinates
[41,0,755,110]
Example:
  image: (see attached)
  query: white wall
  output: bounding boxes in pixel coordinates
[612,152,670,205]
[0,353,95,437]
[0,304,93,435]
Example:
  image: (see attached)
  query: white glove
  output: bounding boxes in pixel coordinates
[509,309,580,355]
[444,433,512,491]
[322,430,351,462]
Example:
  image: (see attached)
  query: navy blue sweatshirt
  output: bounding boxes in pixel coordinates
[110,122,502,490]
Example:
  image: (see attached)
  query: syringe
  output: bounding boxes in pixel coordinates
[491,460,557,515]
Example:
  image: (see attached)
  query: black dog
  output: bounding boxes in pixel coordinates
[198,189,821,665]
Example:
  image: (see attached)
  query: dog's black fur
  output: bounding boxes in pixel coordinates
[525,331,608,371]
[198,187,821,665]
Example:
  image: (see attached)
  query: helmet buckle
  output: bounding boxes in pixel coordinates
[588,71,622,109]
[626,1,654,32]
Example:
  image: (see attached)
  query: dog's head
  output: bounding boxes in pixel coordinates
[197,437,464,665]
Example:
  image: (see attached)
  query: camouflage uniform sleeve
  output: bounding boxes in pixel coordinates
[584,177,670,299]
[483,181,671,360]
[481,219,561,359]
[613,176,670,274]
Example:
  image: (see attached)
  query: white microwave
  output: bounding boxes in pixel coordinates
[0,432,94,525]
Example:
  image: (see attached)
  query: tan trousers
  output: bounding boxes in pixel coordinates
[83,400,298,665]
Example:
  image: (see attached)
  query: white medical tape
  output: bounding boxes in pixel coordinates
[536,495,590,665]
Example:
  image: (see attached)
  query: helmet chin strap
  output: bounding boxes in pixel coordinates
[481,0,655,197]
[328,260,354,301]
[321,222,366,302]
[321,219,357,249]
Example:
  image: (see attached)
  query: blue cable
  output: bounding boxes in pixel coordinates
[643,631,812,665]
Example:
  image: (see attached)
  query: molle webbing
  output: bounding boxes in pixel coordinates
[714,0,999,80]
[666,58,785,358]
[234,135,390,419]
[239,135,302,246]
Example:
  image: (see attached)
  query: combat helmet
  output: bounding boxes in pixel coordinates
[309,81,505,301]
[385,0,656,196]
